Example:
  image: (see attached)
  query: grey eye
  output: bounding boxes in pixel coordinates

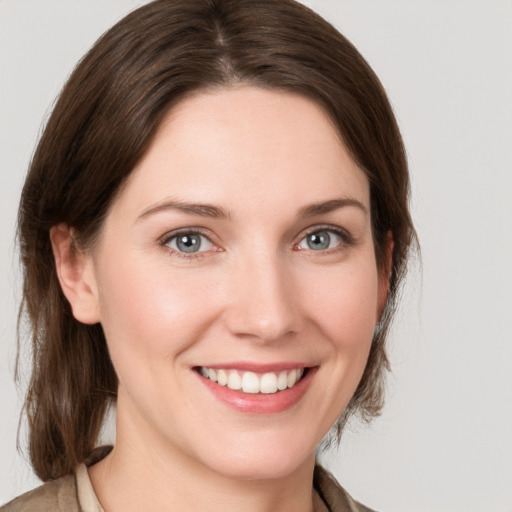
[299,230,342,251]
[166,233,213,253]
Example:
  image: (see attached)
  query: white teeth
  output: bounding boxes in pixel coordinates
[242,372,260,393]
[287,369,298,388]
[199,367,305,394]
[260,372,278,394]
[227,370,242,390]
[217,369,228,386]
[277,371,288,391]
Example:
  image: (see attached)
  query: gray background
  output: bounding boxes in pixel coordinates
[1,1,511,510]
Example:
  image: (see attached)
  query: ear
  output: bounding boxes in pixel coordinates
[50,223,100,325]
[377,232,394,320]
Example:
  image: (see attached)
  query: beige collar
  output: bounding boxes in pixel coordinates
[76,464,104,512]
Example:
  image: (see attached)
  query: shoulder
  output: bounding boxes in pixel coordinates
[314,464,378,512]
[0,474,79,512]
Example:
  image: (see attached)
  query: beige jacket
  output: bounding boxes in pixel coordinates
[1,462,375,512]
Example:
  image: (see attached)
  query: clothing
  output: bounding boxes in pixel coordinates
[1,449,375,512]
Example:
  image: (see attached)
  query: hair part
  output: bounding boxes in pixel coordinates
[17,0,417,481]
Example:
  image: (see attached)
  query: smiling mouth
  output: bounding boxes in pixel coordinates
[196,367,307,394]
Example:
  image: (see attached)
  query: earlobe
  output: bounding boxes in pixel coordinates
[50,223,100,325]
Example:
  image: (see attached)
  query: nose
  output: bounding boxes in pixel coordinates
[224,253,303,343]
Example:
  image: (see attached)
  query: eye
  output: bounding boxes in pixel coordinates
[298,229,343,251]
[164,232,213,254]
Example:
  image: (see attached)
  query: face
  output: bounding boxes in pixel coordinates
[78,87,387,481]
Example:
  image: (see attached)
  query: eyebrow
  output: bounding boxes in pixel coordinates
[297,198,368,218]
[137,196,367,222]
[138,199,230,221]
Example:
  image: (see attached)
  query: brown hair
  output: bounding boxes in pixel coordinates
[17,0,416,481]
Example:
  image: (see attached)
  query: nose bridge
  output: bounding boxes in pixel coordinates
[226,248,301,342]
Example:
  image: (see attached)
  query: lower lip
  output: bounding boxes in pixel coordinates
[196,368,317,414]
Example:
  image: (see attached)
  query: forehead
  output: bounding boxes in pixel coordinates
[114,86,369,218]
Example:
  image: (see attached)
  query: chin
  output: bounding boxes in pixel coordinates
[211,455,311,482]
[190,429,318,482]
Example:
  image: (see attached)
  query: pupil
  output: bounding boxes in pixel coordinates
[307,231,330,250]
[177,234,200,253]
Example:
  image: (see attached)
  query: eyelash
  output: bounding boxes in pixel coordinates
[160,228,216,261]
[159,225,356,260]
[295,225,356,255]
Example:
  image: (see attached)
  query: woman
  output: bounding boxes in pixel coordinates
[3,0,415,511]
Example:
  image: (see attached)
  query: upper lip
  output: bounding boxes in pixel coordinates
[194,361,316,373]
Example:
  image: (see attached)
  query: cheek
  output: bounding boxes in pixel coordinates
[95,255,223,365]
[301,258,380,350]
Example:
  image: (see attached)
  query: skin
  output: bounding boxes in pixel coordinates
[52,86,390,512]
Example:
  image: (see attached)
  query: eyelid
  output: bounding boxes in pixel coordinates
[294,224,356,252]
[159,227,221,258]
